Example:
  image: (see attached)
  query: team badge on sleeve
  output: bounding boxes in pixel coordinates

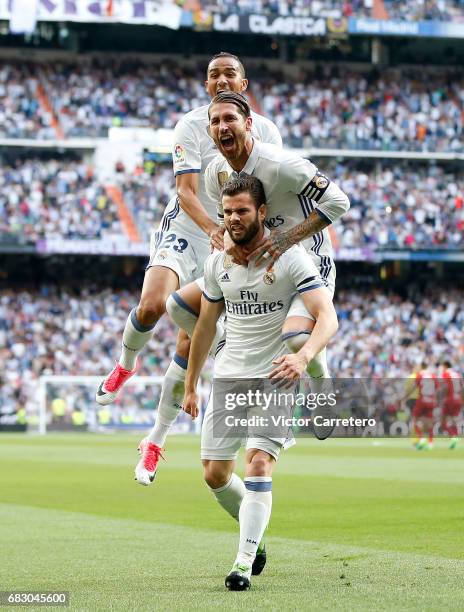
[173,144,186,164]
[315,175,329,189]
[301,172,331,201]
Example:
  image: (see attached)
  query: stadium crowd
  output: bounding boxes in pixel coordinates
[200,0,464,21]
[0,63,55,140]
[332,162,464,249]
[0,60,463,152]
[0,158,122,242]
[0,285,462,416]
[1,157,462,249]
[40,59,210,138]
[120,165,173,237]
[383,0,464,22]
[254,65,464,151]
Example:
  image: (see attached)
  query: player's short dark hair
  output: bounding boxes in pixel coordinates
[208,91,251,120]
[442,359,452,368]
[207,52,246,78]
[221,174,266,210]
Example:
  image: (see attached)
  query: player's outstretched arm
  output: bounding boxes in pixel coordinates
[183,296,224,419]
[270,287,338,382]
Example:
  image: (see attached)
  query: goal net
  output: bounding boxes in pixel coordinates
[31,375,211,435]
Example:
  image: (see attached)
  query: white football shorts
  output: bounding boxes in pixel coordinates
[201,392,289,461]
[147,199,210,289]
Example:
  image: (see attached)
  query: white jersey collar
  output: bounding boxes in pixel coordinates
[240,138,260,176]
[228,138,260,178]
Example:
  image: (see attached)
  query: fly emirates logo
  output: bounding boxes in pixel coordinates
[225,290,284,316]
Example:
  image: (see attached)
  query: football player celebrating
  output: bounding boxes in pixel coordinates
[182,175,338,590]
[94,53,281,485]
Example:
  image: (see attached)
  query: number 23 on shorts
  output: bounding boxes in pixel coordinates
[161,233,188,253]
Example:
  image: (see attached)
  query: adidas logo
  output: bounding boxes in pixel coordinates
[219,272,231,283]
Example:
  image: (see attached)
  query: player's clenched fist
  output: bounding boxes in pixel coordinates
[182,390,200,419]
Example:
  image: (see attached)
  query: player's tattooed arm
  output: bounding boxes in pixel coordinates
[246,210,329,269]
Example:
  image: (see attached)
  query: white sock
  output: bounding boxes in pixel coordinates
[210,473,245,521]
[236,477,272,567]
[307,347,330,378]
[147,356,186,446]
[119,308,156,370]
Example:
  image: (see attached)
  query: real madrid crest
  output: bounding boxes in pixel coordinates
[315,175,329,189]
[157,250,167,260]
[218,171,229,186]
[223,254,233,269]
[263,270,275,285]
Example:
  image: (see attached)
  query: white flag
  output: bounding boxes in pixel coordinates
[146,1,182,30]
[10,0,39,34]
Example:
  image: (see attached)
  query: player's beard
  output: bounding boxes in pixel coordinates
[229,214,260,245]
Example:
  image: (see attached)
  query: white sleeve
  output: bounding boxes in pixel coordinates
[262,119,282,148]
[285,247,325,293]
[172,118,201,176]
[277,154,318,195]
[204,161,225,224]
[313,179,350,224]
[252,113,283,148]
[203,254,224,303]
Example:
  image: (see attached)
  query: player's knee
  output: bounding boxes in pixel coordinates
[281,331,311,353]
[166,292,198,337]
[137,293,167,326]
[246,450,274,477]
[202,460,230,489]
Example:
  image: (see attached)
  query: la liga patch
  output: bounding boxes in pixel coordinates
[173,143,186,164]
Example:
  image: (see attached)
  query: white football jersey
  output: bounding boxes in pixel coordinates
[162,105,282,239]
[204,139,350,287]
[203,241,325,377]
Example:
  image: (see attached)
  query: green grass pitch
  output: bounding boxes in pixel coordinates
[0,434,463,611]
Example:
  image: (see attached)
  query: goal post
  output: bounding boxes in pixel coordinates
[35,375,210,435]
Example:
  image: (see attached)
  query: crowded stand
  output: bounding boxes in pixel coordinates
[383,0,464,22]
[254,65,464,151]
[128,161,464,249]
[333,287,463,377]
[0,158,122,242]
[0,63,55,139]
[331,162,464,249]
[200,0,464,21]
[120,165,173,236]
[1,156,462,249]
[1,285,462,415]
[202,0,371,17]
[0,60,462,152]
[39,59,210,138]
